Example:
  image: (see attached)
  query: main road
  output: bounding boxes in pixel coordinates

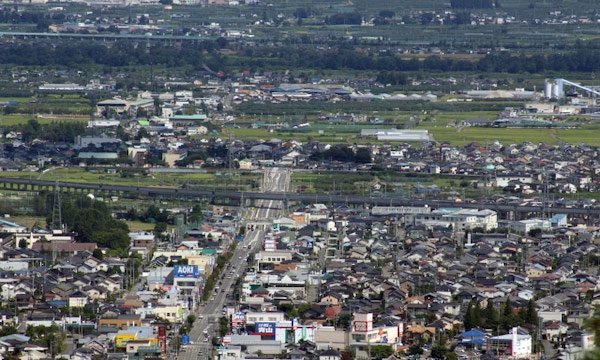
[178,168,289,360]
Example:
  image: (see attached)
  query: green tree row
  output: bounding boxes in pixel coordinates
[309,145,371,164]
[48,195,131,253]
[6,40,600,75]
[464,298,538,334]
[14,119,85,143]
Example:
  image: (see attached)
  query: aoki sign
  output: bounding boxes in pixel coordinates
[174,265,200,278]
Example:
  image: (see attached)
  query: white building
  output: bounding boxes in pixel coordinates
[349,313,402,348]
[413,208,498,231]
[0,219,26,233]
[488,327,532,358]
[244,312,286,325]
[510,219,551,234]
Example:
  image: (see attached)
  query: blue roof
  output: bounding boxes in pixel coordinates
[550,214,567,221]
[170,114,207,121]
[461,329,486,338]
[460,338,486,345]
[0,219,24,228]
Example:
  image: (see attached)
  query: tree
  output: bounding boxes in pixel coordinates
[473,301,482,328]
[92,248,104,260]
[0,325,18,336]
[154,222,168,236]
[484,300,498,329]
[378,10,395,18]
[26,324,65,357]
[355,148,372,164]
[524,299,538,325]
[136,127,149,140]
[189,204,203,225]
[501,298,514,331]
[219,316,229,337]
[376,71,407,85]
[464,302,474,329]
[54,196,131,252]
[445,351,458,360]
[116,126,130,141]
[335,313,352,330]
[430,346,448,359]
[371,345,393,359]
[583,306,600,359]
[186,314,196,328]
[407,344,423,356]
[528,228,542,237]
[420,12,434,25]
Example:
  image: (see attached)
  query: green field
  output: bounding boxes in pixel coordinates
[420,127,600,146]
[0,114,88,126]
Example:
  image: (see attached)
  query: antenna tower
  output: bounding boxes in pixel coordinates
[51,180,62,230]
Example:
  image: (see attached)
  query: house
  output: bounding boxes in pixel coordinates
[459,329,486,349]
[238,159,255,170]
[320,293,342,306]
[84,286,107,301]
[319,349,342,360]
[0,310,18,326]
[129,232,156,250]
[0,219,27,233]
[68,291,89,308]
[98,314,141,330]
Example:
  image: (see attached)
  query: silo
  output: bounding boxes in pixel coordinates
[556,78,564,98]
[551,83,560,99]
[544,80,552,99]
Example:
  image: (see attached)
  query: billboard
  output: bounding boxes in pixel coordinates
[174,265,200,278]
[255,322,276,335]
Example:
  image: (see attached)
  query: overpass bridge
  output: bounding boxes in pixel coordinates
[1,177,599,219]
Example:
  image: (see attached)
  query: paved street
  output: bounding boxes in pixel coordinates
[178,167,289,360]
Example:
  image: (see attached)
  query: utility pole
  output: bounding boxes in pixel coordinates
[227,131,235,175]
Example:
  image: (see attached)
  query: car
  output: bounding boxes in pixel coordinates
[203,338,208,342]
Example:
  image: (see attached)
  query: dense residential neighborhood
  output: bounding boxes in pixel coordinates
[0,186,598,359]
[2,0,600,359]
